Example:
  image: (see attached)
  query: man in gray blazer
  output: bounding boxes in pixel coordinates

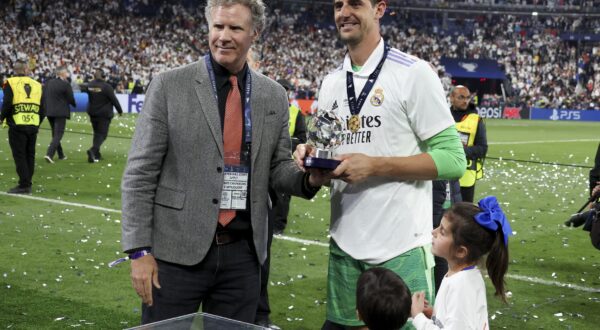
[121,0,320,325]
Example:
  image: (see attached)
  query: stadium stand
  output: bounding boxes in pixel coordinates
[1,0,599,110]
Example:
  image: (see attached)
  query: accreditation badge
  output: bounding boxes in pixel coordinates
[458,132,470,146]
[220,165,249,210]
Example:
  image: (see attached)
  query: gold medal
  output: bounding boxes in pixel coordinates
[348,115,361,133]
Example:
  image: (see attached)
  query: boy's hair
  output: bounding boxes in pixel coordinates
[446,202,510,302]
[356,267,411,330]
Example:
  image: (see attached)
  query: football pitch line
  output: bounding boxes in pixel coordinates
[2,191,599,293]
[0,192,122,214]
[489,138,598,145]
[47,125,599,146]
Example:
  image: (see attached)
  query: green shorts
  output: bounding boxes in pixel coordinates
[326,240,435,328]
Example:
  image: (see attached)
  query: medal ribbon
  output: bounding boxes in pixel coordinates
[346,42,390,117]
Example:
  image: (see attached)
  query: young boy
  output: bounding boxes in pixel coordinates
[356,268,412,330]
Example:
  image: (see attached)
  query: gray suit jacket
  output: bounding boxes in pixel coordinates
[121,58,312,265]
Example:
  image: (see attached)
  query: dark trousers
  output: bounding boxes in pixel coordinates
[142,238,260,325]
[8,126,38,188]
[269,187,290,232]
[460,185,475,203]
[46,117,66,159]
[433,255,448,294]
[90,117,111,158]
[321,320,345,330]
[432,204,448,294]
[256,206,275,323]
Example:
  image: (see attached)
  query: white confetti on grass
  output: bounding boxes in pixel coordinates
[2,186,599,295]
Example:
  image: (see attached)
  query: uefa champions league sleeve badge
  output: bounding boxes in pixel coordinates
[348,114,361,133]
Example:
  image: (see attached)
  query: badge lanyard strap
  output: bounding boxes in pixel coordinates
[205,54,252,144]
[346,43,390,116]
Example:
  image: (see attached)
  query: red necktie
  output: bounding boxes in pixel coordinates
[218,75,242,227]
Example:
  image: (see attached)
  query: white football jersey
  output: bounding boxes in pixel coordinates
[319,39,455,263]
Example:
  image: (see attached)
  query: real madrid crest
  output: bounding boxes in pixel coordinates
[370,87,384,107]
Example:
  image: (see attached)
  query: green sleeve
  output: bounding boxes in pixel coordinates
[426,126,467,180]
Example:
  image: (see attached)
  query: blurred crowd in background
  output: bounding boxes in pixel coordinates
[1,0,599,110]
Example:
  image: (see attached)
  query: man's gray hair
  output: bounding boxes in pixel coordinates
[55,66,67,76]
[205,0,266,35]
[14,61,28,75]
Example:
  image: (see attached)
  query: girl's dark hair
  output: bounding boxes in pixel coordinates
[445,202,510,302]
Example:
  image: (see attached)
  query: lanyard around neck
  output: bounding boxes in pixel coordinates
[205,54,253,144]
[346,42,390,117]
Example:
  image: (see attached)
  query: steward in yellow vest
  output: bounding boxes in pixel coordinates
[3,76,43,126]
[288,103,307,150]
[0,61,45,194]
[449,85,487,202]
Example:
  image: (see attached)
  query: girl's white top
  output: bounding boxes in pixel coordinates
[413,268,489,330]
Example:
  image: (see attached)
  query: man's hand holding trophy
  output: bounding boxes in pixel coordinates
[293,108,344,187]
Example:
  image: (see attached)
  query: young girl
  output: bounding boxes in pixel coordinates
[411,196,512,330]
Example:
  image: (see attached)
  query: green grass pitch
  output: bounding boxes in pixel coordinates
[0,114,598,329]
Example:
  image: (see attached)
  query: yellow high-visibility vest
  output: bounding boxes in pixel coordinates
[455,113,484,187]
[7,77,42,126]
[288,104,300,136]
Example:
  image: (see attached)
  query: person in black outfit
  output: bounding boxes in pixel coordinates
[255,79,307,329]
[450,85,488,202]
[565,145,600,248]
[591,184,600,250]
[270,79,307,234]
[588,144,600,249]
[131,80,144,94]
[82,70,123,163]
[590,143,600,195]
[43,66,75,163]
[1,61,45,194]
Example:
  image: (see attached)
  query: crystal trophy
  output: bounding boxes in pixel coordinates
[304,109,343,169]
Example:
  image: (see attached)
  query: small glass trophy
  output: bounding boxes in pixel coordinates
[304,109,343,169]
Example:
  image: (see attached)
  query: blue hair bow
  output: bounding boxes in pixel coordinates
[474,196,512,246]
